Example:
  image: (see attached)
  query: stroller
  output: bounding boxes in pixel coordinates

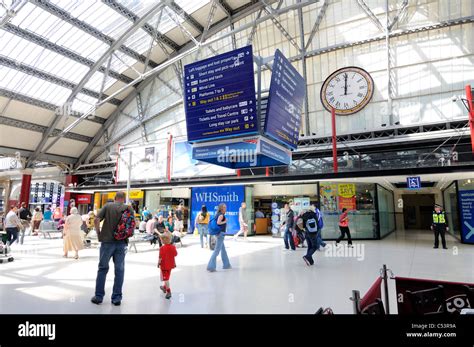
[293,229,306,248]
[294,217,306,248]
[0,241,14,263]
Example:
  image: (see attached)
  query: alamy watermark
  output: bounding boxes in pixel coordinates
[55,101,96,119]
[217,146,258,167]
[324,244,365,261]
[18,321,55,341]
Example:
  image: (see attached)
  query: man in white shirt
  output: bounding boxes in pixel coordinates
[234,202,249,241]
[5,205,22,246]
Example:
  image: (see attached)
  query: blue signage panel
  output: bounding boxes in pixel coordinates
[191,185,245,235]
[459,190,474,244]
[193,139,258,165]
[407,176,421,189]
[184,46,258,142]
[260,138,291,165]
[192,136,291,168]
[264,49,306,149]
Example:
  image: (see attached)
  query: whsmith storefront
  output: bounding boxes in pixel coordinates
[80,181,394,240]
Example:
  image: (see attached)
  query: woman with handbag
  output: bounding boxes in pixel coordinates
[207,203,231,272]
[196,205,210,248]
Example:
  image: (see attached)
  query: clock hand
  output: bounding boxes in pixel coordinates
[343,73,348,96]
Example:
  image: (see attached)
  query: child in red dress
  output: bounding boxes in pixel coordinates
[158,232,177,299]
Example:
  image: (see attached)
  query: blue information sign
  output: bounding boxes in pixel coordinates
[407,176,421,189]
[184,46,258,142]
[459,190,474,244]
[192,135,291,168]
[190,185,245,235]
[264,49,305,149]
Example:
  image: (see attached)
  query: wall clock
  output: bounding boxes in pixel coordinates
[320,66,374,115]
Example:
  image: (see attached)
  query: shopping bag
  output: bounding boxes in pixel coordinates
[193,227,199,236]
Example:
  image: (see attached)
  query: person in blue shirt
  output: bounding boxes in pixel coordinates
[141,207,151,221]
[43,206,52,221]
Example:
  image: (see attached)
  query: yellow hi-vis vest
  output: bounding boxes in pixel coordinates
[433,212,446,224]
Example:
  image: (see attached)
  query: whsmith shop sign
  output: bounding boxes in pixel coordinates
[190,185,245,235]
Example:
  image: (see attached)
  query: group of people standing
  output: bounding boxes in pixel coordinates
[281,203,353,266]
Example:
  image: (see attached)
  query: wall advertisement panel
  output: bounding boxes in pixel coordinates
[116,141,168,182]
[190,185,245,235]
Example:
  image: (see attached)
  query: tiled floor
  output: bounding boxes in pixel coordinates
[0,230,472,314]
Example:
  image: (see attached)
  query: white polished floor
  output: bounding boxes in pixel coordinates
[0,230,472,314]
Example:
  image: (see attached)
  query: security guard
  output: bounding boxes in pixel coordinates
[431,204,448,249]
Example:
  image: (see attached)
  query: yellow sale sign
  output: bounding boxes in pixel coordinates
[338,184,356,198]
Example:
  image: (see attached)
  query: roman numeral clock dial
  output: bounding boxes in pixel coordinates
[320,67,374,115]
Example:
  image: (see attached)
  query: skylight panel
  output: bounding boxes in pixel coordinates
[123,27,153,54]
[175,0,211,14]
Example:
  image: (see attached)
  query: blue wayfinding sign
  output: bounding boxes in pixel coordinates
[407,176,421,189]
[458,190,474,244]
[192,135,291,168]
[264,49,305,150]
[191,185,245,235]
[184,45,258,142]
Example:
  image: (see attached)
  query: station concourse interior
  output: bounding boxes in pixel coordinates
[0,0,473,315]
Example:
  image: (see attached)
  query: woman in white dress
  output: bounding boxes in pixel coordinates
[63,207,84,259]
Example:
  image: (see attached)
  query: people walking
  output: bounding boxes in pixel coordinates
[5,205,22,246]
[91,192,133,306]
[301,208,319,266]
[312,205,326,250]
[196,205,209,248]
[158,232,177,299]
[336,208,353,247]
[32,207,43,235]
[63,207,84,259]
[432,204,448,249]
[207,203,231,272]
[233,202,249,241]
[18,202,32,244]
[282,203,296,251]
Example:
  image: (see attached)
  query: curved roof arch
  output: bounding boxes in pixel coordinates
[0,0,278,167]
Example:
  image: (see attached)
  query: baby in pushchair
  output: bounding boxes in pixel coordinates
[294,217,306,248]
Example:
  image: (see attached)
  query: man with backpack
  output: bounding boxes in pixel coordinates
[91,192,135,306]
[302,205,325,266]
[313,204,327,251]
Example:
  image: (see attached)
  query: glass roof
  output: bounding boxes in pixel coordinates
[10,3,110,62]
[0,0,221,121]
[0,66,72,105]
[54,0,133,40]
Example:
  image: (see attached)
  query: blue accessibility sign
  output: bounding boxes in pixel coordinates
[407,176,421,189]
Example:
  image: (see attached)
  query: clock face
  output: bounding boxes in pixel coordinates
[320,67,374,115]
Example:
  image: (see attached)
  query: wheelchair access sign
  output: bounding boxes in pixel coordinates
[407,176,421,189]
